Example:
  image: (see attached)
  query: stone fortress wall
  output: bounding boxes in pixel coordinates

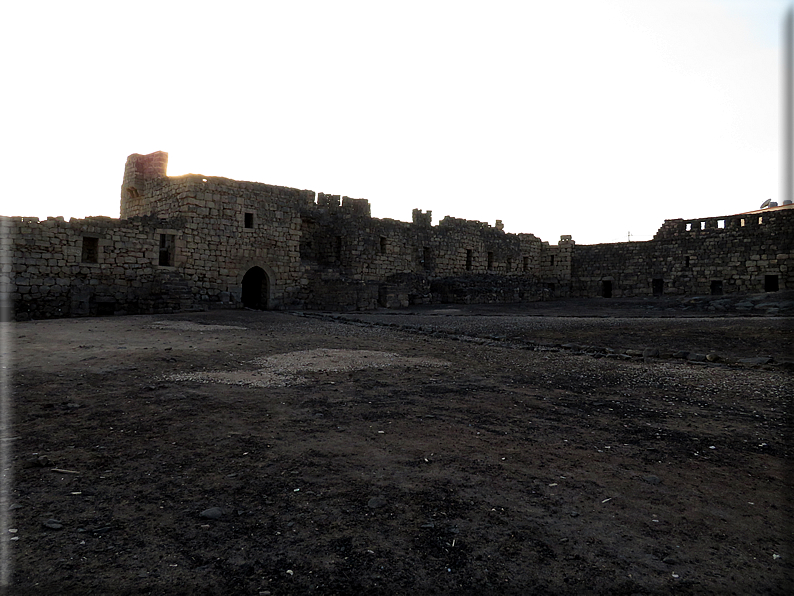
[5,151,793,319]
[571,208,793,298]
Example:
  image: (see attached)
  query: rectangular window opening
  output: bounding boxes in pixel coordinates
[422,247,431,269]
[758,216,763,225]
[487,252,494,270]
[601,280,612,298]
[379,237,387,254]
[710,280,723,295]
[550,255,555,266]
[686,223,692,231]
[466,249,473,271]
[506,257,512,272]
[81,237,99,263]
[523,256,529,272]
[244,212,254,228]
[717,219,725,229]
[765,274,779,292]
[740,218,746,227]
[159,234,175,267]
[685,255,691,267]
[700,221,705,230]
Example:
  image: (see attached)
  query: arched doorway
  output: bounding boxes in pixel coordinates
[241,266,270,309]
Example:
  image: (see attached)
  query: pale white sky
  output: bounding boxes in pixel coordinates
[1,0,790,245]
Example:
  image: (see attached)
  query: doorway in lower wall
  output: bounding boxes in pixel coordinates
[241,266,270,309]
[765,274,779,292]
[652,278,664,297]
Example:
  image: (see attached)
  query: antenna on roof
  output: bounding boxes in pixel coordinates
[760,198,771,209]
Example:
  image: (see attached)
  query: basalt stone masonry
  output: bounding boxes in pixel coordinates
[5,151,793,319]
[571,209,793,298]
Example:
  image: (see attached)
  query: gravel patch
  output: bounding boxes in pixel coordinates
[164,347,449,387]
[146,321,248,331]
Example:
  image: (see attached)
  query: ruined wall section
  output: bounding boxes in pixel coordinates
[570,241,656,298]
[570,208,793,297]
[8,214,194,320]
[312,199,425,281]
[538,235,574,297]
[426,221,547,304]
[298,207,550,309]
[298,200,421,310]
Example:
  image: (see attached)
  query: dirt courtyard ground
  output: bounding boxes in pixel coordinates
[6,298,793,595]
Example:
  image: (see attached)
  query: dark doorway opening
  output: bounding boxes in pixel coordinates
[159,234,175,267]
[710,280,723,295]
[601,280,612,298]
[242,267,269,309]
[652,278,664,297]
[765,274,779,292]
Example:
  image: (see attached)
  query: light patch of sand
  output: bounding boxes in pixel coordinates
[147,321,248,331]
[164,348,448,387]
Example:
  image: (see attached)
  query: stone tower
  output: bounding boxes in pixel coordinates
[120,151,169,218]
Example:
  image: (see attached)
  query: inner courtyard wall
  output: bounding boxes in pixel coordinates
[6,151,793,319]
[571,209,793,298]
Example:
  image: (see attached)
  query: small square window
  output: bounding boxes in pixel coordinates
[81,237,99,263]
[244,212,254,228]
[717,219,725,229]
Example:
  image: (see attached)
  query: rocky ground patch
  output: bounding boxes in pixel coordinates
[6,298,793,595]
